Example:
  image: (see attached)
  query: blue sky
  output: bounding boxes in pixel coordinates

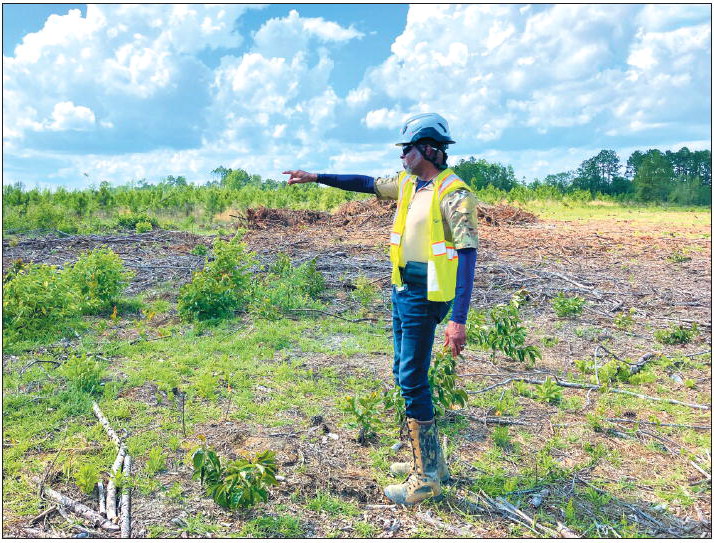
[3,3,711,189]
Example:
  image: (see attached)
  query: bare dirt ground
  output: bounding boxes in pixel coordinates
[3,199,711,538]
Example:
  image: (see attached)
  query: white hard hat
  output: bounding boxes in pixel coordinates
[396,113,455,146]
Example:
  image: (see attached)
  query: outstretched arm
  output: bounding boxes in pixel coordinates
[283,170,375,193]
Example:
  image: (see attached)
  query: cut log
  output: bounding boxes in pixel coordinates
[41,485,119,532]
[120,454,132,538]
[29,506,57,525]
[628,353,655,375]
[106,444,126,523]
[97,480,106,516]
[92,402,122,447]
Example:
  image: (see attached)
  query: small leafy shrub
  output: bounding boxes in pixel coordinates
[60,354,106,395]
[533,378,562,404]
[3,258,27,283]
[581,486,612,507]
[429,349,468,417]
[613,308,636,330]
[135,221,153,233]
[339,391,382,444]
[667,251,691,263]
[551,292,585,318]
[492,426,511,449]
[352,521,378,538]
[351,275,379,308]
[541,336,559,347]
[65,247,134,312]
[564,498,576,523]
[654,323,698,345]
[467,291,542,365]
[2,262,80,331]
[250,255,325,320]
[492,392,519,416]
[116,212,158,230]
[146,447,167,475]
[574,358,596,374]
[192,441,278,509]
[178,236,256,321]
[627,369,656,385]
[191,244,208,256]
[167,436,182,451]
[586,413,605,432]
[165,482,186,503]
[382,386,406,426]
[74,464,99,494]
[512,380,533,398]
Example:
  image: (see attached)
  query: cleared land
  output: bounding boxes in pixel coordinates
[2,200,711,538]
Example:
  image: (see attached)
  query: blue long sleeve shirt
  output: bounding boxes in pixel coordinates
[317,173,476,324]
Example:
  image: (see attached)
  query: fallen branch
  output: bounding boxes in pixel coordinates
[469,379,514,394]
[595,344,626,363]
[574,476,681,536]
[106,444,126,523]
[120,454,132,538]
[474,490,561,537]
[129,334,172,345]
[286,308,378,323]
[364,504,397,510]
[605,418,710,431]
[40,485,119,532]
[681,350,712,359]
[468,377,710,410]
[29,506,57,525]
[127,264,193,270]
[97,480,106,516]
[628,353,656,375]
[464,413,534,426]
[92,402,122,447]
[19,359,61,375]
[689,460,711,481]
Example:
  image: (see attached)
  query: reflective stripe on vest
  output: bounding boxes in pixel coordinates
[437,174,460,197]
[431,240,447,256]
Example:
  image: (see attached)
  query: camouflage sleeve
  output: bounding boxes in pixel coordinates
[441,189,479,249]
[373,173,400,201]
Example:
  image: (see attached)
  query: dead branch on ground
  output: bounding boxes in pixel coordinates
[39,484,120,532]
[120,454,132,538]
[467,376,710,410]
[92,402,122,447]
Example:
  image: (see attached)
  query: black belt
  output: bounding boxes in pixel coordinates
[399,261,428,286]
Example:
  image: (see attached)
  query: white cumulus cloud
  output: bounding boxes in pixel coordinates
[45,101,96,131]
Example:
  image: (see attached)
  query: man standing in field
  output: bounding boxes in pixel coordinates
[284,113,478,505]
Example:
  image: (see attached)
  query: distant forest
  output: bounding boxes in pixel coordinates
[2,146,711,236]
[453,147,711,205]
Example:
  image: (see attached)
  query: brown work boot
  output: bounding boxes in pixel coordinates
[383,418,442,505]
[389,446,450,483]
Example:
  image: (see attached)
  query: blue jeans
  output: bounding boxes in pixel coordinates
[391,263,452,421]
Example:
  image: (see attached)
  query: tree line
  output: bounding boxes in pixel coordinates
[2,145,710,235]
[452,147,711,205]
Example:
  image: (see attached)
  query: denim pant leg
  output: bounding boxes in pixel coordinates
[391,284,451,421]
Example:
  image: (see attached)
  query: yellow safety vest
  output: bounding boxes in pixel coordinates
[389,168,472,301]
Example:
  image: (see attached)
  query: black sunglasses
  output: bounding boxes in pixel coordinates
[401,144,416,155]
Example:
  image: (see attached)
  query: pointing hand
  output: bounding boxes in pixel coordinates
[283,170,317,185]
